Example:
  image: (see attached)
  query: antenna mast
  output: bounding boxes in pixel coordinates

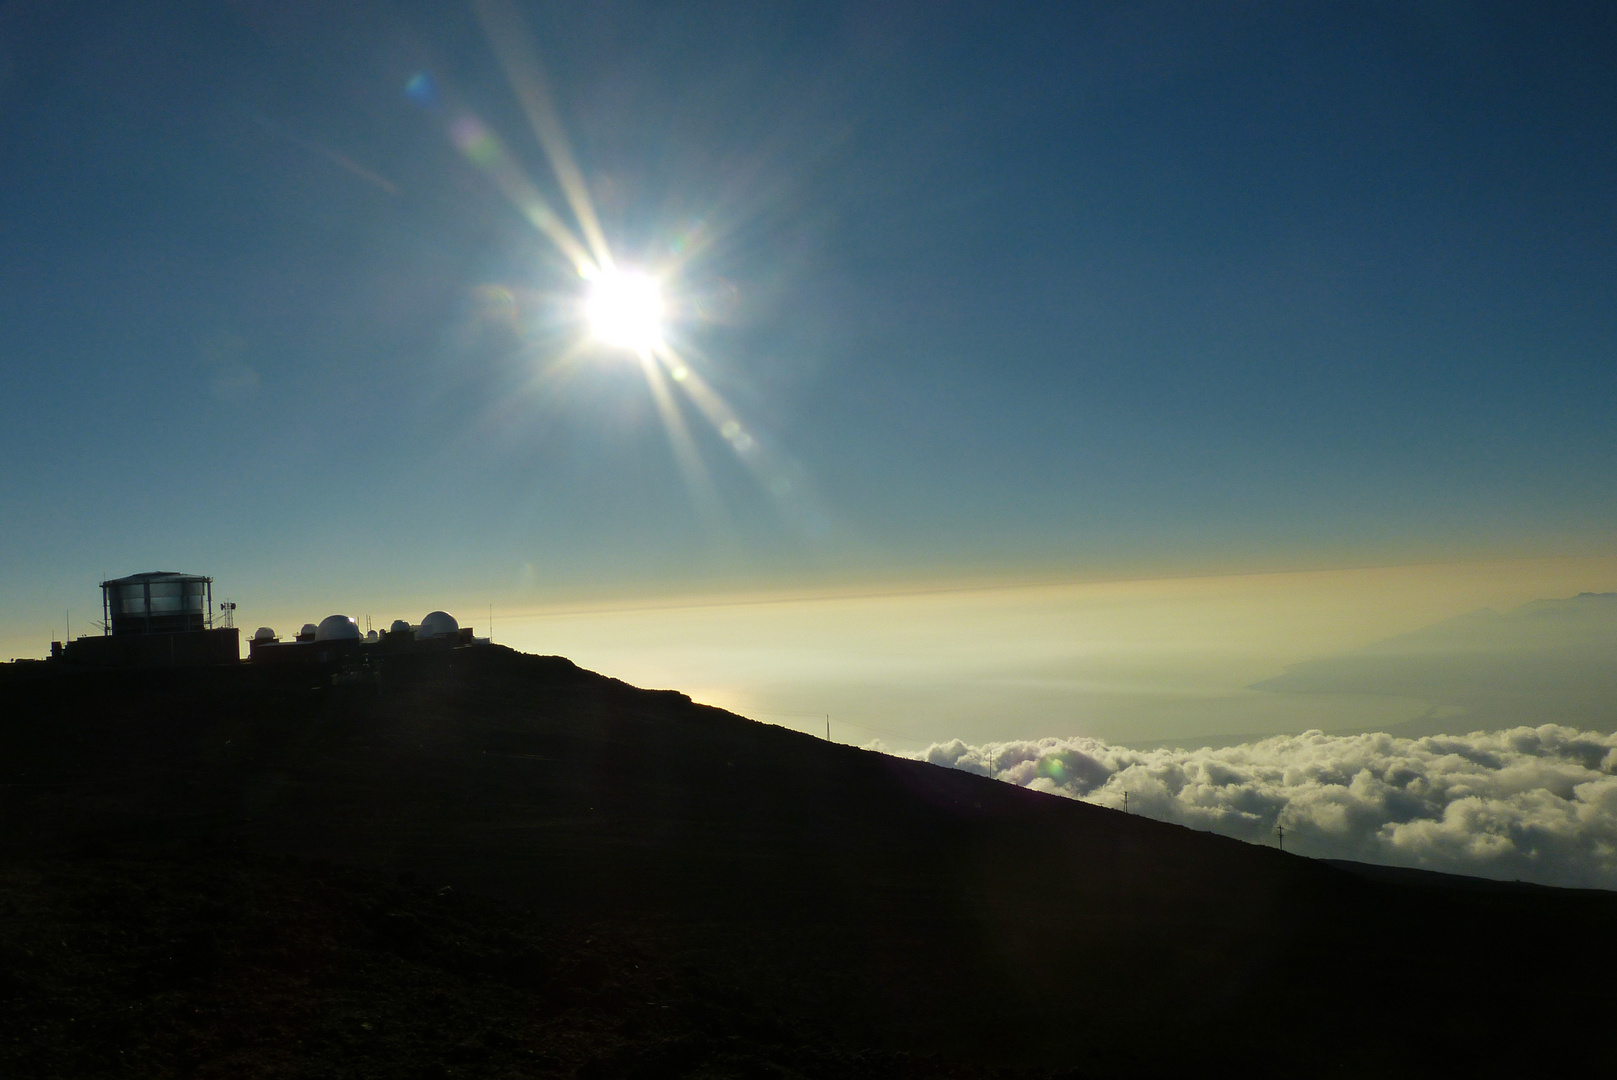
[1275,823,1284,851]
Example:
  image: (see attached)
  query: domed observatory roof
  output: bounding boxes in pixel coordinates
[417,610,460,639]
[314,615,361,642]
[365,630,379,642]
[389,619,412,636]
[252,627,277,643]
[297,623,319,641]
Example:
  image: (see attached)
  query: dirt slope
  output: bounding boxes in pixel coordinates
[0,649,1610,1076]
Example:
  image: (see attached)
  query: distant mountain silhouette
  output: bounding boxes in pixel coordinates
[1251,592,1617,734]
[1,648,1612,1076]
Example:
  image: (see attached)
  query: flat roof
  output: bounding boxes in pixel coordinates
[101,571,212,587]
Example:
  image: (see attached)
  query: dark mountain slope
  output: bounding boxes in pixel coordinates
[0,648,1611,1076]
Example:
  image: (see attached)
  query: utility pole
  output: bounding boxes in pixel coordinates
[825,714,830,741]
[1275,823,1284,852]
[1123,791,1129,815]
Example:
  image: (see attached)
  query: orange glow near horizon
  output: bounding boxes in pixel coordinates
[482,555,1617,748]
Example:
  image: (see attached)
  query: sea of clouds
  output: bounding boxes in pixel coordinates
[911,726,1617,889]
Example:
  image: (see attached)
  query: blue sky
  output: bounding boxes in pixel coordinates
[2,2,1615,737]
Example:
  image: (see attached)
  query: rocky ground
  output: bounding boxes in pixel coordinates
[0,848,1019,1079]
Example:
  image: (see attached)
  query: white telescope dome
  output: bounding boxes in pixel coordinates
[417,610,460,639]
[314,614,361,642]
[299,623,318,639]
[252,627,276,643]
[389,619,412,635]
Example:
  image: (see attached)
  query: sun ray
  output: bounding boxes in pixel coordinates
[473,0,615,273]
[638,349,727,529]
[651,342,827,533]
[439,335,594,465]
[446,113,594,274]
[511,336,597,405]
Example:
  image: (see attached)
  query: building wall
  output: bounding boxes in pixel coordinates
[63,628,239,668]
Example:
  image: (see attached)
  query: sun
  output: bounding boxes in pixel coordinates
[584,268,664,351]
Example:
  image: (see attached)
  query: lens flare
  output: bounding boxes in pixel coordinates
[585,269,664,351]
[432,0,826,535]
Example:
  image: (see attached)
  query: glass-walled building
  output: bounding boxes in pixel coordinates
[101,572,213,636]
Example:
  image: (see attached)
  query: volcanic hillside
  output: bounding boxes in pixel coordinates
[0,648,1611,1077]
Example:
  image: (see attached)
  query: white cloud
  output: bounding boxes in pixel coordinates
[913,726,1617,889]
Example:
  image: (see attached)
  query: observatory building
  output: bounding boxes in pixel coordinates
[247,609,485,666]
[45,569,487,671]
[56,571,240,667]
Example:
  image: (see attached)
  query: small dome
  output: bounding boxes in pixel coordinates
[417,610,460,639]
[298,623,318,639]
[252,627,277,642]
[315,615,361,642]
[389,619,412,635]
[365,629,379,642]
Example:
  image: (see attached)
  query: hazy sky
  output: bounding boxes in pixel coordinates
[485,558,1617,746]
[3,2,1615,743]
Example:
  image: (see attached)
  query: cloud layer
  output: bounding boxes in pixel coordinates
[913,726,1617,889]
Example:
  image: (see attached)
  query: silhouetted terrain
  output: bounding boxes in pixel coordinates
[1,649,1611,1077]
